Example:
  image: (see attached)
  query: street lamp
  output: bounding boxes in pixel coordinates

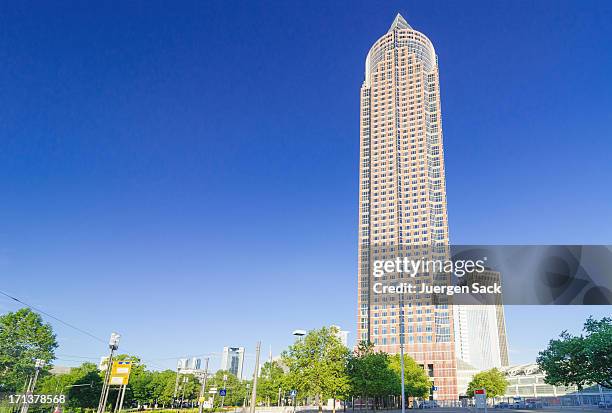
[244,383,251,408]
[109,332,120,350]
[97,332,120,413]
[397,287,406,413]
[220,374,228,409]
[197,358,210,413]
[289,330,305,413]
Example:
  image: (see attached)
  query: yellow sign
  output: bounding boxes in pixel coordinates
[109,361,132,385]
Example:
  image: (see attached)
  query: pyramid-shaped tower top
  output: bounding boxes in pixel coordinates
[388,13,411,32]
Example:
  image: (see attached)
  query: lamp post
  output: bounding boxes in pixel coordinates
[197,358,210,413]
[244,383,250,409]
[220,374,228,409]
[180,376,188,407]
[97,332,120,413]
[399,290,406,413]
[290,330,305,413]
[249,342,261,413]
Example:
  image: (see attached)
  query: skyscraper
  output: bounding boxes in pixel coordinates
[220,346,245,380]
[454,270,510,370]
[357,14,457,399]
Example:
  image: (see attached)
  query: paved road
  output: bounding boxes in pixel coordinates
[376,407,612,413]
[405,409,612,413]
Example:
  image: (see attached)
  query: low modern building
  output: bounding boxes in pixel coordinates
[50,365,72,375]
[500,364,612,405]
[456,359,480,397]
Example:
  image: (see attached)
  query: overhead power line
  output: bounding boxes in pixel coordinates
[0,289,215,371]
[0,289,105,343]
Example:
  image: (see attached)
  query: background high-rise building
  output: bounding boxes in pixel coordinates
[177,358,189,370]
[357,14,457,400]
[454,270,510,370]
[190,357,202,370]
[220,346,245,379]
[331,325,350,346]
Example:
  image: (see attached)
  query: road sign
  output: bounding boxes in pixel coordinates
[109,361,132,385]
[289,390,297,397]
[219,389,226,397]
[431,386,438,391]
[474,388,487,410]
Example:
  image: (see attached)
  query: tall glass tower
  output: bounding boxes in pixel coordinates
[357,14,457,400]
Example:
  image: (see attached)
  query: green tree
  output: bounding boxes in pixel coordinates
[388,354,430,400]
[149,370,178,407]
[347,342,398,410]
[108,354,149,408]
[208,370,246,407]
[257,361,286,406]
[0,308,58,391]
[537,316,612,389]
[282,326,350,413]
[38,362,103,411]
[466,368,508,398]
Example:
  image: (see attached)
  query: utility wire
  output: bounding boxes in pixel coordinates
[0,289,106,343]
[0,289,218,371]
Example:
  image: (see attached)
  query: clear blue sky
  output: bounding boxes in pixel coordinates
[1,0,611,374]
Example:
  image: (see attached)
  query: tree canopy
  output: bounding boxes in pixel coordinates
[38,362,103,409]
[0,308,58,391]
[257,361,286,405]
[466,368,509,398]
[207,370,247,407]
[388,354,430,399]
[537,316,612,389]
[348,342,398,403]
[282,326,350,412]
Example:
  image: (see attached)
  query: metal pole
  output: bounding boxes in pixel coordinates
[114,387,121,413]
[19,376,33,413]
[100,381,113,413]
[115,384,127,413]
[120,385,127,413]
[100,373,114,413]
[97,353,114,413]
[249,341,261,413]
[20,361,43,413]
[174,364,181,406]
[244,385,250,409]
[198,358,210,413]
[98,333,120,413]
[221,375,227,409]
[399,292,406,413]
[180,377,188,407]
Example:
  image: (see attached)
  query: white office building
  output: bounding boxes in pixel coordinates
[454,270,509,370]
[220,347,245,380]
